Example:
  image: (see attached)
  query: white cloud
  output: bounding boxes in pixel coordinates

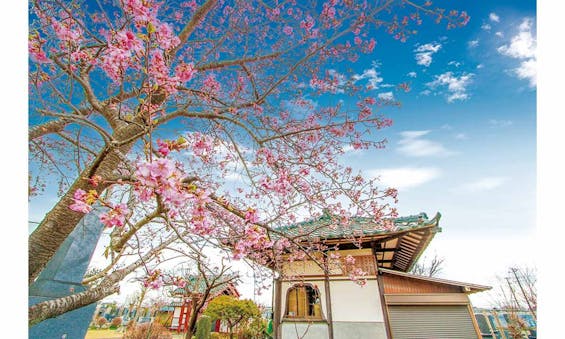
[498,20,536,59]
[497,17,536,87]
[448,61,461,68]
[488,119,513,128]
[414,43,442,67]
[495,31,504,38]
[282,98,318,118]
[476,64,484,69]
[489,13,500,23]
[457,177,508,193]
[378,92,394,101]
[397,130,453,157]
[368,167,441,190]
[407,71,417,78]
[352,65,384,89]
[468,40,479,48]
[481,23,491,31]
[426,72,474,103]
[515,58,537,87]
[420,89,432,96]
[454,133,467,140]
[440,124,453,130]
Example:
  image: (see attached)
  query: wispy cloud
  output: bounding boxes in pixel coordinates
[282,98,318,119]
[488,119,513,128]
[497,17,537,87]
[426,72,474,103]
[407,71,417,78]
[454,133,467,140]
[397,130,453,157]
[414,43,441,67]
[352,63,384,89]
[456,177,508,193]
[378,92,394,101]
[368,167,441,190]
[489,13,500,23]
[468,40,479,48]
[481,23,491,31]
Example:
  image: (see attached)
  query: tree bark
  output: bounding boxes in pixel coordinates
[29,234,179,326]
[29,121,144,284]
[29,272,122,327]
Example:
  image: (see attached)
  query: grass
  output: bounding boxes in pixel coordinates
[84,328,124,339]
[84,328,187,339]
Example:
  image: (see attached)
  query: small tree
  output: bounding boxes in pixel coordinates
[195,315,212,339]
[204,296,260,339]
[410,253,445,277]
[124,322,172,339]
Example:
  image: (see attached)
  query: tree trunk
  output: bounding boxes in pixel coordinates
[29,233,178,326]
[29,275,121,327]
[29,122,144,284]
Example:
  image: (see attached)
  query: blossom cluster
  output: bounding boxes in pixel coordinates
[143,269,163,289]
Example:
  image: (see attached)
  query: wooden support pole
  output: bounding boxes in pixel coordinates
[373,242,392,339]
[323,257,334,339]
[273,277,282,339]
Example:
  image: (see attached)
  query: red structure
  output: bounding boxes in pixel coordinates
[167,282,240,333]
[176,298,192,332]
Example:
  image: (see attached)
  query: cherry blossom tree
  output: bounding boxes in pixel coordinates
[28,0,469,326]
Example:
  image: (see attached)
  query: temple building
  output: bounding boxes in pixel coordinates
[166,277,240,332]
[271,212,490,339]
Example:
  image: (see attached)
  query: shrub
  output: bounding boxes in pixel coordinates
[111,316,123,328]
[195,315,212,339]
[124,322,172,339]
[96,316,108,329]
[240,317,267,339]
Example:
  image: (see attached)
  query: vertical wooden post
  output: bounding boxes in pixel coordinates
[372,242,392,339]
[273,277,282,339]
[323,256,334,339]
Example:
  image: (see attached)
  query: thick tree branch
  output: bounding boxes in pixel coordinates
[169,0,218,57]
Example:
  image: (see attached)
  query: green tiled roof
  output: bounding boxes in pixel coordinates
[171,274,238,296]
[274,211,441,240]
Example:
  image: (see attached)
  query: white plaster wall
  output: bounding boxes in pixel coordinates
[329,279,384,322]
[171,307,181,328]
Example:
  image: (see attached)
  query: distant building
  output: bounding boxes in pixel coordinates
[162,277,240,333]
[474,309,536,338]
[270,212,491,339]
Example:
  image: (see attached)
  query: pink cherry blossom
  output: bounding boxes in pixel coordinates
[175,62,197,83]
[283,26,293,36]
[69,189,95,213]
[99,203,129,228]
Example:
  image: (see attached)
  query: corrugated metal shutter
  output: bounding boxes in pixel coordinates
[388,305,478,339]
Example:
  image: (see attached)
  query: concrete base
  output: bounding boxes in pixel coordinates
[281,321,387,339]
[333,321,387,339]
[281,322,329,338]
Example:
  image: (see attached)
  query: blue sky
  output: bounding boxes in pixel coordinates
[22,0,540,311]
[330,0,538,306]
